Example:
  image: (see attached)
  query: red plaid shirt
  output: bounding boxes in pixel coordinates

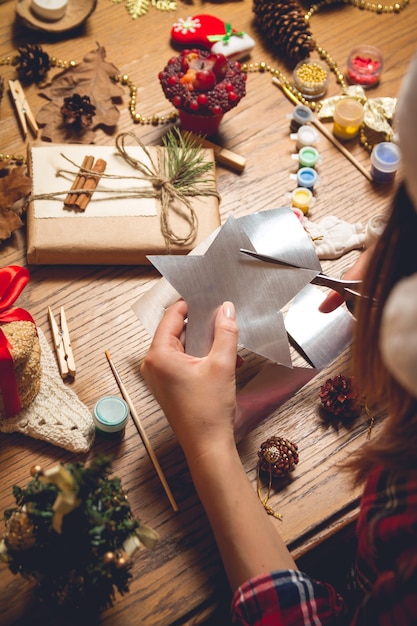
[231,466,417,625]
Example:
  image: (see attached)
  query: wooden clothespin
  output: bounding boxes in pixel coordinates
[48,306,76,379]
[8,79,39,139]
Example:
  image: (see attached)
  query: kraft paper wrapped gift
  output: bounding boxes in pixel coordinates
[26,142,221,265]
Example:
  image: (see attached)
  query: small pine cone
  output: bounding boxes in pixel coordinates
[60,94,96,130]
[253,0,315,62]
[319,374,362,420]
[4,510,36,551]
[258,436,299,478]
[15,44,50,84]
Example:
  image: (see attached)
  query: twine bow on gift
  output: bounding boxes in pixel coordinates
[0,266,35,418]
[114,130,220,249]
[207,24,245,44]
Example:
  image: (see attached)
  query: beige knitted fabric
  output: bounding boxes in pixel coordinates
[0,328,95,452]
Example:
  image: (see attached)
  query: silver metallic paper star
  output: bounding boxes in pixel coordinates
[148,207,321,365]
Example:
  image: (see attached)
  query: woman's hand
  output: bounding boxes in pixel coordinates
[319,248,372,313]
[140,299,239,462]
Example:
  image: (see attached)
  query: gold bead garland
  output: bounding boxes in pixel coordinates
[0,53,76,71]
[0,152,26,163]
[113,73,178,125]
[305,0,409,19]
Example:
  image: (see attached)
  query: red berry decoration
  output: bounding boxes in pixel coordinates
[319,374,362,420]
[258,436,299,478]
[159,48,246,117]
[194,69,216,91]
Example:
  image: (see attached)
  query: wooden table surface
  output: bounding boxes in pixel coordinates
[1,0,417,624]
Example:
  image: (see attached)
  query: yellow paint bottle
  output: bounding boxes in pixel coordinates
[333,98,364,140]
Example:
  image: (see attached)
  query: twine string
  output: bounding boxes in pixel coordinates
[256,463,283,521]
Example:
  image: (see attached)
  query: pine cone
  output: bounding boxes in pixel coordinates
[4,511,36,551]
[252,0,314,62]
[60,94,96,130]
[258,436,299,478]
[319,374,362,420]
[15,44,50,84]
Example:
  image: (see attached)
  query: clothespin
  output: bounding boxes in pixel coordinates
[48,306,76,379]
[8,79,39,139]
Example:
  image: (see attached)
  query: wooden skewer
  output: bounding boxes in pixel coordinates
[105,350,179,513]
[64,155,94,207]
[76,158,107,211]
[272,77,374,183]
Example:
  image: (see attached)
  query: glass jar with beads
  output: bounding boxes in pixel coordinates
[292,59,330,100]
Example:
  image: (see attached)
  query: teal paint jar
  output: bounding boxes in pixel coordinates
[93,396,129,440]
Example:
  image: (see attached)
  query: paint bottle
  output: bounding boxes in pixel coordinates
[93,396,129,440]
[291,166,320,190]
[290,187,315,214]
[333,99,364,140]
[370,142,401,183]
[365,213,389,247]
[292,146,321,168]
[288,104,314,132]
[290,125,320,149]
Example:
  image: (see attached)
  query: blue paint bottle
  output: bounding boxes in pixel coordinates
[370,142,401,183]
[296,167,319,190]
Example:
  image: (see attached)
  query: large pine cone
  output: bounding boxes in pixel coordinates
[253,0,314,62]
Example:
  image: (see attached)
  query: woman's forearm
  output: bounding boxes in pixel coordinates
[186,440,297,591]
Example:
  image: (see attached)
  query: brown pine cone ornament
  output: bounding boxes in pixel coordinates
[252,0,315,62]
[15,44,51,84]
[319,374,362,420]
[258,436,299,478]
[60,94,96,130]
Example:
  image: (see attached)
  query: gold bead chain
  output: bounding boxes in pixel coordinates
[0,54,76,70]
[0,153,26,163]
[112,73,178,125]
[305,0,409,20]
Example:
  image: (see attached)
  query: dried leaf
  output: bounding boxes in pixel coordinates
[36,44,124,144]
[0,209,23,242]
[0,164,31,242]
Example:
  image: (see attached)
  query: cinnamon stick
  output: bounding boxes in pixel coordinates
[75,158,107,211]
[64,155,94,208]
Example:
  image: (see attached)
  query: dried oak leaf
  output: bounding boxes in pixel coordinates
[0,163,32,242]
[36,44,124,144]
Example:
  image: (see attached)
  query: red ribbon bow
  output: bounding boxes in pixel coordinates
[0,266,35,418]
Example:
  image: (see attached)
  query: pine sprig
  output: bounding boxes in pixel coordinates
[162,128,217,196]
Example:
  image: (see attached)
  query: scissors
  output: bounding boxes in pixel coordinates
[239,248,365,308]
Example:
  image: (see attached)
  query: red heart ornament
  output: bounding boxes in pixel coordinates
[171,14,255,60]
